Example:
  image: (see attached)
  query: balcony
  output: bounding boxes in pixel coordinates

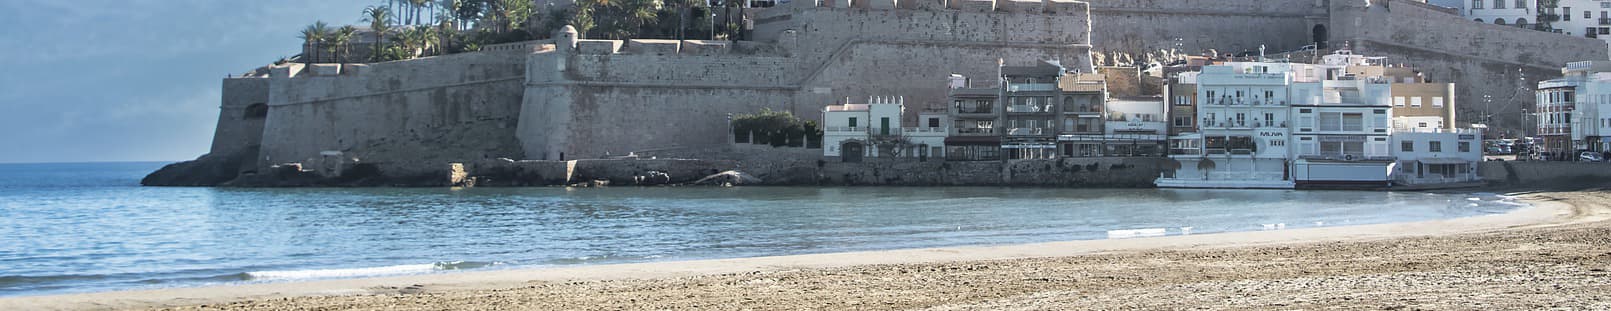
[1200,119,1286,129]
[954,106,995,114]
[1601,18,1610,25]
[1007,105,1054,113]
[1006,83,1056,92]
[901,127,949,136]
[824,126,864,133]
[953,127,996,136]
[1007,128,1050,136]
[1170,148,1202,156]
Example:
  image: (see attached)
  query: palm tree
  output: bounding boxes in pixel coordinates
[410,0,431,25]
[333,26,357,62]
[496,0,533,34]
[298,21,331,64]
[362,6,394,62]
[570,0,597,37]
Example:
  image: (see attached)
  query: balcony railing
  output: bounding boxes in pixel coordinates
[1601,18,1610,25]
[1006,83,1056,92]
[901,127,949,135]
[955,106,995,114]
[1008,128,1050,136]
[1170,148,1202,155]
[1200,119,1287,129]
[954,128,996,135]
[1007,105,1054,113]
[1203,98,1288,106]
[825,126,863,132]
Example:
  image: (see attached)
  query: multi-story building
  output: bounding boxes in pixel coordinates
[1390,81,1458,131]
[1094,96,1169,156]
[1542,0,1611,50]
[1158,61,1298,189]
[1001,63,1065,160]
[1536,61,1611,158]
[946,76,1003,161]
[1165,72,1200,136]
[944,61,1109,161]
[1447,0,1611,52]
[1289,51,1397,189]
[1055,73,1111,157]
[822,96,947,162]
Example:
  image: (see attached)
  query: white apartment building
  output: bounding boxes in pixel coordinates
[1536,61,1611,157]
[1289,52,1397,189]
[1547,0,1611,51]
[822,96,947,162]
[1158,62,1298,189]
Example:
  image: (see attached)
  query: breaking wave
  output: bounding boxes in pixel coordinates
[244,261,503,281]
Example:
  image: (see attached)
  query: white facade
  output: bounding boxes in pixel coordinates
[821,96,947,159]
[1158,62,1298,189]
[1462,0,1538,26]
[1390,129,1485,186]
[1547,0,1611,53]
[1536,61,1611,154]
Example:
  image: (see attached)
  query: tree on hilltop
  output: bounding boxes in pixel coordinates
[298,21,331,64]
[362,6,395,62]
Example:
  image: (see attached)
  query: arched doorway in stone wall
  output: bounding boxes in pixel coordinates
[1312,25,1328,50]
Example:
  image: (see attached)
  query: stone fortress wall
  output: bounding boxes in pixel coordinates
[519,0,1097,160]
[187,0,1609,185]
[254,50,532,177]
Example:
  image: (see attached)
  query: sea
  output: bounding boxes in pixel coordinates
[0,162,1525,297]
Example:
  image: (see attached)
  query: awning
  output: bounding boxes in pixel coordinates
[1417,158,1471,165]
[945,136,1001,145]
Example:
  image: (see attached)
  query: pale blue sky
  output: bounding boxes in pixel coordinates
[0,0,380,163]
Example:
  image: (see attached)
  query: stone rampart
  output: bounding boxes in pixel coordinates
[1082,0,1320,55]
[210,78,270,156]
[258,51,530,173]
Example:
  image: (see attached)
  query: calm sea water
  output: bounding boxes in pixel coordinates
[0,162,1523,296]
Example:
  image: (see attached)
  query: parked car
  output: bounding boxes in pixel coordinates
[1580,151,1605,162]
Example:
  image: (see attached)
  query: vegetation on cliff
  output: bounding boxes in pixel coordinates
[294,0,747,64]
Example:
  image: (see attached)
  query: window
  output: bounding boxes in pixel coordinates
[1587,10,1594,19]
[1433,97,1445,108]
[1236,113,1246,126]
[1411,97,1422,108]
[1344,113,1364,131]
[848,117,858,128]
[1495,0,1504,9]
[1459,141,1471,153]
[1265,113,1275,127]
[1174,116,1193,127]
[1394,97,1406,107]
[1418,122,1429,128]
[1402,140,1414,152]
[1430,141,1443,152]
[1473,0,1483,9]
[928,118,940,128]
[1566,7,1572,21]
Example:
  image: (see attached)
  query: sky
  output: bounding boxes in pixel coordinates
[0,0,381,163]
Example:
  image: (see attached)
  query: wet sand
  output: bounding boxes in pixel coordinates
[5,188,1609,310]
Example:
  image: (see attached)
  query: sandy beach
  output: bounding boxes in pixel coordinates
[4,188,1609,310]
